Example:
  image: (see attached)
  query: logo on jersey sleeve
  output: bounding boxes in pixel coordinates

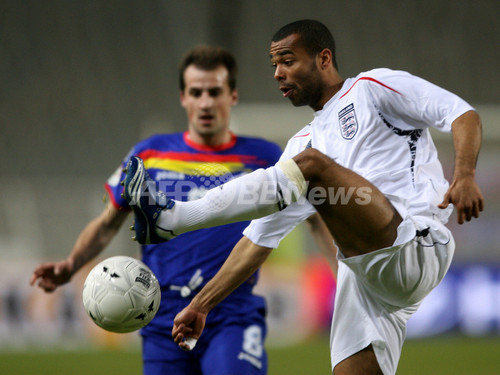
[338,103,358,140]
[107,165,123,187]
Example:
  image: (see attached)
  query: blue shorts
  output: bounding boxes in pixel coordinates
[142,320,268,375]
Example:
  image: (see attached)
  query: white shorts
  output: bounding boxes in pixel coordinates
[330,215,455,375]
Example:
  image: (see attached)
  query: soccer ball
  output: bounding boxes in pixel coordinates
[82,256,161,333]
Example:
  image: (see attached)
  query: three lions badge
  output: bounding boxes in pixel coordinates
[338,104,358,140]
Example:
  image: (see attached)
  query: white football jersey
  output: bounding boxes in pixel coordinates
[244,68,474,248]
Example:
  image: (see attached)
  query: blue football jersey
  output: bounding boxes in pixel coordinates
[105,131,282,333]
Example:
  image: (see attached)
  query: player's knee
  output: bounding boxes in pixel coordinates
[293,148,333,180]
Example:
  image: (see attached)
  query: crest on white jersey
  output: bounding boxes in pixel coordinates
[338,104,358,140]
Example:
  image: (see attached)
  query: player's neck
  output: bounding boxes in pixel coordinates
[186,130,233,149]
[313,79,345,112]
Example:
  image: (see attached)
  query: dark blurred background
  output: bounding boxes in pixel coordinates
[2,0,498,178]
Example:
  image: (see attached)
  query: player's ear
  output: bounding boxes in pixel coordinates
[318,48,333,70]
[180,90,187,107]
[231,89,239,106]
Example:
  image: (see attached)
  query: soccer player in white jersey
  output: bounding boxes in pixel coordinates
[123,20,483,375]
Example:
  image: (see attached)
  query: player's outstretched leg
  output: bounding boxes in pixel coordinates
[122,156,176,244]
[123,157,305,244]
[123,150,401,254]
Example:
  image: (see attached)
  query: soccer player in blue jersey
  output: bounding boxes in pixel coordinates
[30,45,284,374]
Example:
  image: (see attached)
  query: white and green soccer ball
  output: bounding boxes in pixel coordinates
[82,256,161,333]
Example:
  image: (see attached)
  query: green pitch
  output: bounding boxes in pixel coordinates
[270,335,500,374]
[0,336,499,375]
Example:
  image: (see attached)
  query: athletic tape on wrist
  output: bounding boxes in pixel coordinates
[276,159,307,197]
[276,159,307,201]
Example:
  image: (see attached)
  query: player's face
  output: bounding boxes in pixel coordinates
[270,34,325,110]
[181,65,238,142]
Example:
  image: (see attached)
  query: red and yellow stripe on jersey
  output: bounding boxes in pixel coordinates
[106,131,282,209]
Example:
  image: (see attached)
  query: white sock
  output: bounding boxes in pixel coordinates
[157,159,306,236]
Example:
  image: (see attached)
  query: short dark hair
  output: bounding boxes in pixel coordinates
[272,19,338,70]
[179,45,238,91]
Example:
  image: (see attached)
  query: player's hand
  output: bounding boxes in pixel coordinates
[172,306,207,351]
[30,259,74,292]
[438,175,484,224]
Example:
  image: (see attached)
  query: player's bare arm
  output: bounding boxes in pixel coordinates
[305,213,338,278]
[438,110,484,224]
[30,202,129,292]
[172,237,272,349]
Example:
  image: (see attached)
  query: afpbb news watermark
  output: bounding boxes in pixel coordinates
[140,179,372,208]
[307,185,372,206]
[230,180,372,207]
